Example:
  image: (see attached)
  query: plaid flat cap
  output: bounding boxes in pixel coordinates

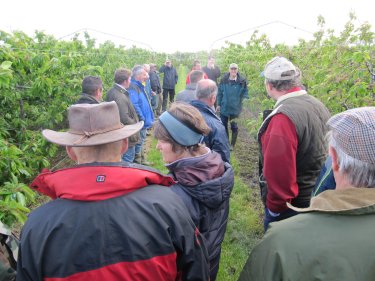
[328,107,375,164]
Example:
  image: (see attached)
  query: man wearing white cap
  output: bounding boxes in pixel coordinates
[258,56,330,231]
[16,102,209,281]
[239,107,375,281]
[217,63,249,150]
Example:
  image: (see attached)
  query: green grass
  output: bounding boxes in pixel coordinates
[216,156,263,281]
[176,64,188,93]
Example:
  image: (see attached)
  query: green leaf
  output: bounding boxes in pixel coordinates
[1,61,12,69]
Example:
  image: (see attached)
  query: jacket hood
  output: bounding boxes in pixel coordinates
[288,188,375,215]
[30,162,175,201]
[167,150,234,208]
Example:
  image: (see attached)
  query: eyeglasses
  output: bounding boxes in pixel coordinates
[230,67,238,70]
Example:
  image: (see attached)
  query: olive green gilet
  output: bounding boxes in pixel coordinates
[258,93,331,208]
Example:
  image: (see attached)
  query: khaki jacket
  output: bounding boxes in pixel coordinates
[239,188,375,281]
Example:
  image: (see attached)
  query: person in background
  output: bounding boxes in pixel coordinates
[128,65,154,165]
[159,59,178,112]
[191,79,231,163]
[217,63,249,150]
[149,63,162,116]
[258,56,330,231]
[75,76,103,104]
[202,56,221,85]
[143,64,153,102]
[176,70,205,103]
[312,156,336,196]
[185,60,208,85]
[154,103,234,281]
[239,107,375,281]
[17,102,210,281]
[105,68,140,162]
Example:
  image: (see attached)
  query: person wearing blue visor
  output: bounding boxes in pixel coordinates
[154,102,234,281]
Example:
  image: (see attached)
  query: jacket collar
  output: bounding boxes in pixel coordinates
[275,90,307,107]
[288,188,375,214]
[186,83,197,90]
[130,79,145,90]
[30,162,175,201]
[191,100,221,121]
[223,72,246,83]
[114,83,127,93]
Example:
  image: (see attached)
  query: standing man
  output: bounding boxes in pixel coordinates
[191,79,231,163]
[239,107,375,281]
[202,56,221,85]
[217,63,249,150]
[143,64,153,101]
[128,65,154,165]
[17,102,210,281]
[159,59,178,112]
[105,68,140,162]
[185,60,208,85]
[176,70,205,103]
[259,56,331,231]
[75,76,103,104]
[149,63,162,116]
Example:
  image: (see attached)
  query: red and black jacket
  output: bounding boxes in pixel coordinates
[17,162,209,281]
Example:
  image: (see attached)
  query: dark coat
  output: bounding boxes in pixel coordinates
[75,93,99,104]
[17,163,210,281]
[190,100,231,163]
[202,65,221,85]
[167,152,234,279]
[149,71,162,94]
[105,84,140,147]
[217,72,249,117]
[159,65,178,90]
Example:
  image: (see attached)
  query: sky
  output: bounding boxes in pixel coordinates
[0,0,374,53]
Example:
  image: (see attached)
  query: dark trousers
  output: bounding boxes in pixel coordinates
[209,249,221,281]
[162,88,175,112]
[220,114,238,136]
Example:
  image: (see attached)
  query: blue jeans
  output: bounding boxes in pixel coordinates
[122,145,135,162]
[135,128,147,154]
[264,208,297,232]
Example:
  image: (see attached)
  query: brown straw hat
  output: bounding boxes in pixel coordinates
[42,102,143,147]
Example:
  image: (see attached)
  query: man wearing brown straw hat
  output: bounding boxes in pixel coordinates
[239,107,375,281]
[16,102,209,281]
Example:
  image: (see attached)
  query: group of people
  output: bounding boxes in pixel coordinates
[240,57,375,281]
[3,55,375,281]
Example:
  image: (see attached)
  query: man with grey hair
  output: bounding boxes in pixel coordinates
[190,79,230,163]
[128,65,154,164]
[176,70,205,103]
[258,56,330,231]
[239,107,375,281]
[143,64,153,101]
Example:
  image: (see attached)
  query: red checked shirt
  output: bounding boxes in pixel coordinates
[261,113,298,213]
